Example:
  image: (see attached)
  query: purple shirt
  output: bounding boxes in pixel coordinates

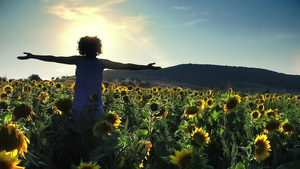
[72,57,104,119]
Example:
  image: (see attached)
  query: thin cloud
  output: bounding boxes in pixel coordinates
[47,2,150,45]
[183,19,208,27]
[173,5,192,11]
[48,5,82,20]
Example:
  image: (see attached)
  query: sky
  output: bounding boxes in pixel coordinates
[1,0,300,80]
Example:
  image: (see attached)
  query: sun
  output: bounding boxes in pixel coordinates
[60,17,114,56]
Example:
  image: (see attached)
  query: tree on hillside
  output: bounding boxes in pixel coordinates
[28,74,42,81]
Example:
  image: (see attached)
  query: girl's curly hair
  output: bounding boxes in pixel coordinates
[78,36,102,57]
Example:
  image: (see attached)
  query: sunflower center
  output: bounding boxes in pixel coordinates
[252,112,259,119]
[0,161,11,169]
[267,112,275,118]
[255,140,266,155]
[185,107,199,115]
[150,103,159,111]
[55,98,73,113]
[0,127,22,151]
[13,104,31,119]
[258,105,264,111]
[193,133,206,145]
[283,124,293,132]
[80,167,94,169]
[226,98,238,109]
[89,93,99,102]
[106,114,117,124]
[178,153,193,168]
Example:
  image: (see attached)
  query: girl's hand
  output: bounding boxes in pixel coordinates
[147,63,161,70]
[17,52,33,60]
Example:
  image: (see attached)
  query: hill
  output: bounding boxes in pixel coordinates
[102,64,300,94]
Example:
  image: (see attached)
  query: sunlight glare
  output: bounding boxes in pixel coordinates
[59,17,114,56]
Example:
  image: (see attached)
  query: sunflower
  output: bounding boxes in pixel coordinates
[101,83,106,93]
[120,90,127,96]
[224,94,241,114]
[137,142,153,168]
[279,122,294,135]
[151,87,158,93]
[42,86,48,92]
[0,101,8,110]
[0,92,8,100]
[171,87,177,92]
[145,141,152,157]
[206,98,214,108]
[38,92,49,103]
[184,106,200,118]
[0,122,30,157]
[153,107,168,120]
[77,161,101,169]
[197,99,206,110]
[114,88,120,93]
[150,103,159,111]
[191,127,210,146]
[37,83,43,89]
[228,88,233,93]
[3,85,13,94]
[139,160,144,168]
[110,85,117,91]
[139,140,152,160]
[54,97,73,115]
[48,80,55,87]
[22,84,31,93]
[89,93,99,102]
[170,148,194,168]
[1,78,8,83]
[105,111,121,128]
[207,90,214,96]
[0,150,24,169]
[179,91,185,97]
[11,80,20,87]
[257,104,265,112]
[265,109,279,120]
[55,83,63,89]
[12,104,34,121]
[255,94,265,102]
[264,120,280,134]
[93,120,114,137]
[254,134,271,162]
[251,110,261,119]
[71,83,75,92]
[264,93,270,100]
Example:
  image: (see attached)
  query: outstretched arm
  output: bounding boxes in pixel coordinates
[17,52,79,65]
[102,59,161,70]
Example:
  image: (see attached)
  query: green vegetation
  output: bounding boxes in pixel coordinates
[0,78,299,169]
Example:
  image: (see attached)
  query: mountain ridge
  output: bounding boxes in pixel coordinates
[102,63,300,93]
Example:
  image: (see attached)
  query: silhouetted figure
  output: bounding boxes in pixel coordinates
[18,36,161,120]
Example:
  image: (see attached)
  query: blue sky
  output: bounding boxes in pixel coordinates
[1,0,300,80]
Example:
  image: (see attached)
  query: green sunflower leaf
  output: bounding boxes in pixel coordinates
[0,112,11,123]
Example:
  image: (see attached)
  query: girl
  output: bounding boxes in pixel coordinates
[18,36,161,121]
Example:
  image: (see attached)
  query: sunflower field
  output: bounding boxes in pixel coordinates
[0,77,299,169]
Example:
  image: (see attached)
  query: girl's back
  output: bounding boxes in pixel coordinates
[73,57,104,117]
